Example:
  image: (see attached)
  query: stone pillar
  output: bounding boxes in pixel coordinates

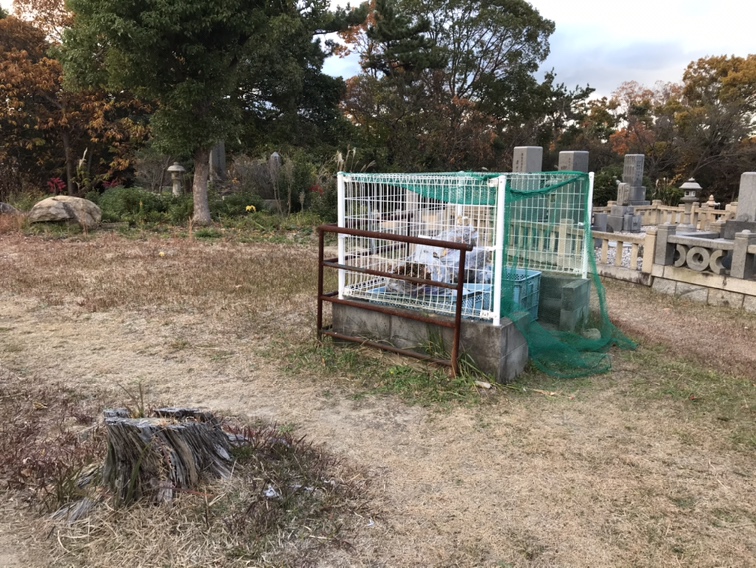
[737,172,756,221]
[654,224,677,265]
[558,151,589,173]
[513,146,543,173]
[731,230,756,279]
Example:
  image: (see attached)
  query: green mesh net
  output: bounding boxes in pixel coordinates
[340,171,635,378]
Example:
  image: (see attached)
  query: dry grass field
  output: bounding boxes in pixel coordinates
[1,229,755,567]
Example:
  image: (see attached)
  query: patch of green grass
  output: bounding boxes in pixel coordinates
[288,340,495,407]
[193,227,223,239]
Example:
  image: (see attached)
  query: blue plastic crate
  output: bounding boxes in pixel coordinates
[504,268,541,320]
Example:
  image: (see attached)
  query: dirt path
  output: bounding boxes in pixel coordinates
[1,235,755,567]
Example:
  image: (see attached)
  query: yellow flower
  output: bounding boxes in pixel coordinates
[246,205,256,212]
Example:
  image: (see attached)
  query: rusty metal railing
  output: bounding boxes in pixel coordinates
[317,224,474,376]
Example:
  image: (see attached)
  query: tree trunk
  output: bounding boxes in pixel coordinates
[192,147,212,226]
[102,408,232,505]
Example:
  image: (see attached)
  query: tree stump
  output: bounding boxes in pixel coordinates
[103,408,232,504]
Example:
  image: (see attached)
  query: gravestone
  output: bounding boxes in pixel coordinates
[607,154,645,232]
[723,172,756,239]
[513,146,543,173]
[557,151,589,222]
[736,172,756,221]
[558,151,589,173]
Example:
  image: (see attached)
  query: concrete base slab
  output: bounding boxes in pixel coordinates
[331,302,529,383]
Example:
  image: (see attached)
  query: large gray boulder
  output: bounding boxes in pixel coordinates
[0,202,20,216]
[28,196,101,229]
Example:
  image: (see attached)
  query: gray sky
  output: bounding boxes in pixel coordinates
[324,0,754,98]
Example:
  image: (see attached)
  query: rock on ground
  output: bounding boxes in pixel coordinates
[0,202,21,216]
[27,196,101,228]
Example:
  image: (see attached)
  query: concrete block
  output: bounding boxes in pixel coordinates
[731,230,756,279]
[500,343,529,383]
[610,205,626,217]
[331,302,529,383]
[707,290,744,309]
[654,224,677,265]
[561,279,590,311]
[607,216,625,233]
[333,304,391,339]
[651,278,676,295]
[559,306,588,332]
[722,220,756,240]
[513,146,543,173]
[592,213,608,231]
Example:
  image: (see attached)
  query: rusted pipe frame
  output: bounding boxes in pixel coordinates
[317,224,471,376]
[318,223,475,251]
[322,260,459,290]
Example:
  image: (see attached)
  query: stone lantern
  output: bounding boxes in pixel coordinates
[679,178,701,233]
[167,162,186,197]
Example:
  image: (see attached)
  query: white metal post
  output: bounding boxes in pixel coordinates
[337,172,346,299]
[492,175,507,327]
[582,172,594,279]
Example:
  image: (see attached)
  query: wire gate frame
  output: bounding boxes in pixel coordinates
[317,224,474,377]
[337,172,508,325]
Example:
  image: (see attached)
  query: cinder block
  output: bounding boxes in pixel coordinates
[561,279,590,311]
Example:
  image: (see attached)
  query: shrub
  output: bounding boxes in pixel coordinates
[99,187,193,224]
[209,191,264,221]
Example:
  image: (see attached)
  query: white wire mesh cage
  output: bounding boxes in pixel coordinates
[337,171,592,324]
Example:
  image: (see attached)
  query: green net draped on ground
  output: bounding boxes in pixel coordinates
[341,171,635,378]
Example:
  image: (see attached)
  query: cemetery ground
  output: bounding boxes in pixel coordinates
[0,229,755,567]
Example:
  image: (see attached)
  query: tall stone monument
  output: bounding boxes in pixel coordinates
[607,154,645,233]
[723,172,756,239]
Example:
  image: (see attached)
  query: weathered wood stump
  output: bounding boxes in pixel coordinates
[103,407,232,504]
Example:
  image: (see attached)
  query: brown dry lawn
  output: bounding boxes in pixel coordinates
[1,231,755,567]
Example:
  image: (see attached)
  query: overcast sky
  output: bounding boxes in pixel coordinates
[3,0,752,99]
[324,0,755,98]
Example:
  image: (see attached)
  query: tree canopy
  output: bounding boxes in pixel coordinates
[62,0,353,223]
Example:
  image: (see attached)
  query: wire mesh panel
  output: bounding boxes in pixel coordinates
[338,172,501,320]
[505,172,591,276]
[337,171,591,322]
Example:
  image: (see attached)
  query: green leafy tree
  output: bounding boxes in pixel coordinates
[63,0,352,224]
[342,0,570,171]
